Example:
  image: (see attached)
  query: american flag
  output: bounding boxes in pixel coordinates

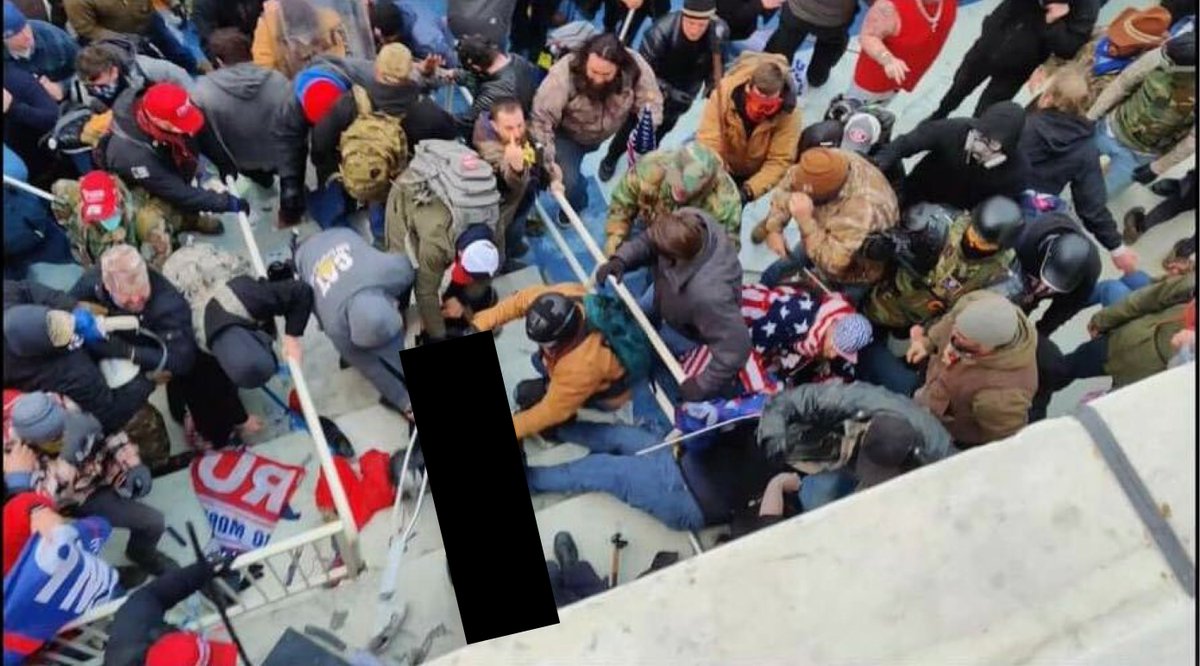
[680,346,779,397]
[626,104,656,167]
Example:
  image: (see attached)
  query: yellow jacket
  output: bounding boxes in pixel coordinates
[473,283,629,440]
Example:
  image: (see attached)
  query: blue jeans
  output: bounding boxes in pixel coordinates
[761,242,811,288]
[527,423,707,531]
[147,12,200,75]
[855,337,920,397]
[798,469,860,512]
[26,262,84,292]
[1094,120,1156,197]
[1089,271,1152,307]
[554,135,599,215]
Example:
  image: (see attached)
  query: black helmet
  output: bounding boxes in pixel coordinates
[1037,232,1093,293]
[968,196,1024,250]
[1165,32,1196,69]
[799,120,844,153]
[825,94,864,125]
[525,293,582,344]
[903,202,958,232]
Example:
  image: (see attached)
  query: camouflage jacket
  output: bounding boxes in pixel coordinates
[50,178,173,270]
[604,144,743,255]
[864,215,1015,330]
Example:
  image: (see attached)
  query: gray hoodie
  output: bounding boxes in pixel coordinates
[192,62,292,174]
[295,228,416,410]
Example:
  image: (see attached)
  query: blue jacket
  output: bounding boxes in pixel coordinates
[3,61,59,167]
[3,20,78,82]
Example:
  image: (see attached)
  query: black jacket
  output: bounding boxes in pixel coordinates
[1008,213,1101,336]
[102,562,212,666]
[639,12,730,95]
[70,268,198,377]
[271,56,377,187]
[457,54,541,137]
[679,421,786,525]
[1020,110,1120,251]
[99,86,240,215]
[976,0,1098,75]
[191,0,264,50]
[204,275,314,346]
[718,0,771,41]
[875,102,1028,210]
[310,81,458,185]
[2,280,156,434]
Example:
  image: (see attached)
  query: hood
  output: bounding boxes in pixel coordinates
[722,52,798,113]
[663,207,740,287]
[208,62,277,100]
[975,309,1037,371]
[650,143,725,203]
[109,85,145,136]
[1021,110,1094,162]
[974,101,1026,155]
[3,304,59,357]
[308,55,375,87]
[366,79,420,115]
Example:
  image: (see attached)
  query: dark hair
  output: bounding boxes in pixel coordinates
[647,210,704,261]
[457,34,501,71]
[207,28,252,66]
[750,61,786,96]
[568,33,639,91]
[489,96,523,119]
[76,44,123,80]
[372,1,403,40]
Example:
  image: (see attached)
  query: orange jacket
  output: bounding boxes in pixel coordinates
[251,0,347,78]
[472,283,629,440]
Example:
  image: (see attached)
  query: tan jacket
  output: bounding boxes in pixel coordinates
[64,0,155,41]
[915,292,1039,447]
[696,52,802,198]
[251,0,347,79]
[472,283,629,440]
[760,151,898,284]
[531,51,663,166]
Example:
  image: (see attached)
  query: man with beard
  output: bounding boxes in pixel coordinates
[443,33,540,138]
[531,32,662,224]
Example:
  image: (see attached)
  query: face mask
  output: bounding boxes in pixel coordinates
[88,81,120,101]
[965,129,1006,169]
[745,87,783,123]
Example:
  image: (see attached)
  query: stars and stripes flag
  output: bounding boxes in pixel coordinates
[680,346,779,397]
[626,104,656,167]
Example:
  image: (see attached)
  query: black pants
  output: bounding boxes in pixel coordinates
[1142,169,1197,232]
[930,38,1033,120]
[1030,334,1069,423]
[78,488,166,564]
[511,0,559,57]
[764,8,850,86]
[601,93,693,164]
[169,352,249,447]
[603,0,671,42]
[546,560,607,607]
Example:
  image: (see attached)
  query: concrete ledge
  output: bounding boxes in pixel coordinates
[431,366,1197,665]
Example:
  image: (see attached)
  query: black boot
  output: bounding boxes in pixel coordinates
[553,531,579,569]
[117,565,149,590]
[1123,207,1146,245]
[598,155,618,182]
[1150,177,1183,198]
[127,548,180,577]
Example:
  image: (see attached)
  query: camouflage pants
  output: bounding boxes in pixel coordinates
[121,403,171,473]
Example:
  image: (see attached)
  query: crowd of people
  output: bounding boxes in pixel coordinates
[2,0,1197,659]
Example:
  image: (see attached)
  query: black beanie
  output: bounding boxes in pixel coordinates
[683,0,717,18]
[1165,32,1196,68]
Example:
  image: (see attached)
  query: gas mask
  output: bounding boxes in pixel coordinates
[965,129,1007,169]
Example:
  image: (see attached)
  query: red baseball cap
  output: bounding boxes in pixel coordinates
[141,83,205,135]
[77,170,120,228]
[146,631,238,666]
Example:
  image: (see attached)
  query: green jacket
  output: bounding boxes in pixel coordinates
[1091,273,1196,388]
[865,215,1014,330]
[603,143,743,256]
[49,178,173,270]
[385,181,457,340]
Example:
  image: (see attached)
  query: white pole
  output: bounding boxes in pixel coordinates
[224,178,362,571]
[551,190,688,384]
[618,10,635,44]
[634,413,762,456]
[3,174,61,203]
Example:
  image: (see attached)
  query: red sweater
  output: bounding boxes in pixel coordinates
[854,0,957,94]
[3,492,55,576]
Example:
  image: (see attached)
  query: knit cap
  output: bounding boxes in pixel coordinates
[3,0,27,40]
[855,413,920,489]
[682,0,717,18]
[791,148,849,200]
[831,313,872,363]
[840,112,881,155]
[376,43,414,85]
[11,392,66,444]
[955,295,1021,349]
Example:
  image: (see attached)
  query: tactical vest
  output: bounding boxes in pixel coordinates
[1113,67,1196,155]
[865,216,1015,329]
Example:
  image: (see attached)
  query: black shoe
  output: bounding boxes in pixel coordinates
[319,416,356,458]
[1123,207,1146,245]
[556,210,572,229]
[807,69,831,87]
[118,565,149,590]
[525,215,545,238]
[1150,177,1182,198]
[127,549,180,577]
[500,258,528,275]
[598,156,618,182]
[509,239,530,257]
[553,531,579,569]
[338,356,351,370]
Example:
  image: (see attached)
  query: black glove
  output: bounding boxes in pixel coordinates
[204,547,238,577]
[859,232,897,262]
[115,464,153,499]
[1132,164,1157,185]
[279,178,305,213]
[740,183,755,205]
[679,377,706,402]
[227,195,250,214]
[595,257,626,285]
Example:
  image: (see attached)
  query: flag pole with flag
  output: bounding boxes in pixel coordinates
[627,103,656,168]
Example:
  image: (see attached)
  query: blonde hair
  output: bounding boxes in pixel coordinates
[1043,67,1091,118]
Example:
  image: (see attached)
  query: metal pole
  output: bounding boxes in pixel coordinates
[551,191,688,384]
[618,10,635,44]
[225,178,362,575]
[634,413,762,456]
[3,174,62,203]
